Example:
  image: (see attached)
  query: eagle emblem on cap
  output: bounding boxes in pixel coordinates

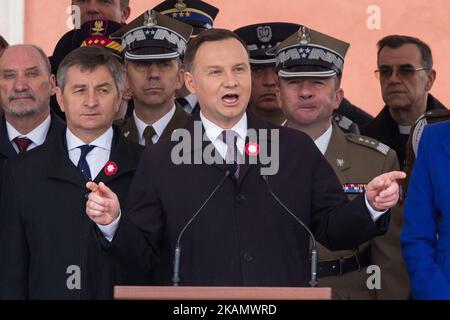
[257,26,272,43]
[91,21,105,36]
[143,10,157,27]
[174,0,187,11]
[297,26,311,45]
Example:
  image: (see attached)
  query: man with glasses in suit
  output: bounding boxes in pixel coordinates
[361,35,447,169]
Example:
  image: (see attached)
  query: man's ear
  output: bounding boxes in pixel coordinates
[50,74,56,96]
[333,88,344,111]
[121,6,131,24]
[184,71,196,94]
[425,69,436,92]
[54,86,65,113]
[175,68,185,91]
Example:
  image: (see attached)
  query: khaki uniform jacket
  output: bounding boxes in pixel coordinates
[116,103,190,145]
[317,123,410,299]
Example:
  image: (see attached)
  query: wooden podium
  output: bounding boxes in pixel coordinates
[114,286,340,300]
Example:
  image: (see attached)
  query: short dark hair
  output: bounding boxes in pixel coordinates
[377,35,433,69]
[57,46,125,92]
[183,28,248,72]
[0,35,8,49]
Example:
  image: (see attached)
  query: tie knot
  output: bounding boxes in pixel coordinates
[13,137,32,154]
[78,144,95,157]
[221,130,238,146]
[143,125,156,147]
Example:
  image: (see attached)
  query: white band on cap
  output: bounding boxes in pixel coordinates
[278,69,337,78]
[249,57,277,64]
[125,51,180,60]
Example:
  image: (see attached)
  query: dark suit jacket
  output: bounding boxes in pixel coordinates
[0,112,65,172]
[0,127,143,299]
[116,104,190,146]
[106,112,389,287]
[361,94,447,169]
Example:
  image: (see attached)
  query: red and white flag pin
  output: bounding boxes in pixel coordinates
[104,161,118,176]
[245,142,260,156]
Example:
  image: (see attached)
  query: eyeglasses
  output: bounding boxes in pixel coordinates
[374,65,430,80]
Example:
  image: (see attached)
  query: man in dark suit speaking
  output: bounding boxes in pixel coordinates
[85,29,405,287]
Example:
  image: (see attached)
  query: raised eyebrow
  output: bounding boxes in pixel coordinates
[2,69,16,74]
[25,66,40,73]
[95,82,113,89]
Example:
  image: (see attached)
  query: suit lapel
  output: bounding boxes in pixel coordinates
[119,117,140,145]
[0,116,17,160]
[94,128,138,184]
[160,105,190,140]
[46,130,86,188]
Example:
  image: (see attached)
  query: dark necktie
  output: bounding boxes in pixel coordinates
[143,125,156,147]
[221,130,241,178]
[77,145,95,181]
[13,137,32,154]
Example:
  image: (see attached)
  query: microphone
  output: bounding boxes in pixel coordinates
[172,167,232,286]
[261,175,318,287]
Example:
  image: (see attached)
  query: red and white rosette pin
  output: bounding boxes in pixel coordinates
[104,161,118,176]
[245,142,260,156]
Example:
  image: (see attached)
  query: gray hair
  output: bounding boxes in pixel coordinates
[57,46,125,92]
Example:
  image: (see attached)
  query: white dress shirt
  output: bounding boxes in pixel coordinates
[66,127,113,180]
[200,111,247,160]
[66,127,120,241]
[6,114,51,153]
[314,125,387,220]
[134,105,176,146]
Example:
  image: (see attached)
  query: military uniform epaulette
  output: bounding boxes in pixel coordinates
[333,113,360,134]
[345,134,391,156]
[414,109,450,127]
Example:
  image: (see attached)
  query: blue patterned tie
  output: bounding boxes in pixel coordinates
[77,145,95,180]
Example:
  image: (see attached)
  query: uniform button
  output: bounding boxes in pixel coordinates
[243,252,253,262]
[236,193,246,202]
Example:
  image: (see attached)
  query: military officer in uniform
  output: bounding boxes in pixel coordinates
[273,26,410,299]
[153,0,220,114]
[111,10,193,147]
[235,22,364,133]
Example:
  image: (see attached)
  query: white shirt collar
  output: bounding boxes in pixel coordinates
[7,114,51,145]
[200,111,247,143]
[6,114,51,152]
[398,124,411,135]
[314,125,333,155]
[66,127,113,151]
[133,105,176,145]
[200,111,247,158]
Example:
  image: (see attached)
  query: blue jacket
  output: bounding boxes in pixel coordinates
[402,120,450,299]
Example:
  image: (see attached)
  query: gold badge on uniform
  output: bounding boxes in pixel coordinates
[91,21,105,35]
[175,0,187,11]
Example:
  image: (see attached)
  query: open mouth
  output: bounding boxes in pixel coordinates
[222,93,239,106]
